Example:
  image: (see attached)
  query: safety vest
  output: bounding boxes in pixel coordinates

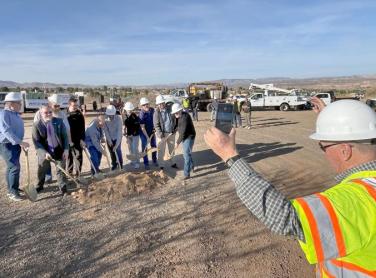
[182,99,190,109]
[292,170,376,277]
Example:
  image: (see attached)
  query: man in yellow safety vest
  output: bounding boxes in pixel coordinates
[204,97,376,277]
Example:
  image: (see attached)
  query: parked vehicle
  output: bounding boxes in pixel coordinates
[162,82,228,111]
[249,91,307,111]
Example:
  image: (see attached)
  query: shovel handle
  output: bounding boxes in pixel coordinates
[83,147,98,175]
[50,159,80,187]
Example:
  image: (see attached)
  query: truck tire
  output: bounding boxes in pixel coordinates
[279,103,290,111]
[206,103,213,112]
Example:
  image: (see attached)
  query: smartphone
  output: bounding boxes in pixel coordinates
[215,103,234,134]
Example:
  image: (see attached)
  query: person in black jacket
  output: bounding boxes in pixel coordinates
[67,98,86,175]
[171,103,196,180]
[32,105,69,195]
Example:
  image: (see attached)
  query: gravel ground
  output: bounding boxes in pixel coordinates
[0,110,335,277]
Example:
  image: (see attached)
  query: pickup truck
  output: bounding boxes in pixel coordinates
[310,91,360,106]
[249,92,307,111]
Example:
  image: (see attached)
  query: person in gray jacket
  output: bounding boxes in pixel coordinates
[85,114,105,175]
[32,105,69,195]
[103,105,123,170]
[153,95,177,169]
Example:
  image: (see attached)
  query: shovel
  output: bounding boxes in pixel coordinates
[126,133,155,161]
[83,147,105,180]
[164,144,179,161]
[22,148,38,202]
[113,146,123,173]
[49,158,83,188]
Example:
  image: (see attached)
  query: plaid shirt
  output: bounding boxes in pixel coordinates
[228,158,376,241]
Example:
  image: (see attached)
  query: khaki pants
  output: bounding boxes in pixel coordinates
[157,133,176,167]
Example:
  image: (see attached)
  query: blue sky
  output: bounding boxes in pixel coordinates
[0,0,375,85]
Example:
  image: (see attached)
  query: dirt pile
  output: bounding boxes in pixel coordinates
[71,170,169,205]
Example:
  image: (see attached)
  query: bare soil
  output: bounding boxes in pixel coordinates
[0,110,335,277]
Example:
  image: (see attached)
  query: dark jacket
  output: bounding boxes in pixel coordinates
[67,110,85,145]
[190,96,199,110]
[123,113,141,136]
[32,117,69,161]
[174,112,196,145]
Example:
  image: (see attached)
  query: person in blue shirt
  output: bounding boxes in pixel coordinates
[0,92,30,201]
[85,114,105,175]
[139,97,158,170]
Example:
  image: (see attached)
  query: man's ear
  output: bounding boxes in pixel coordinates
[341,143,353,161]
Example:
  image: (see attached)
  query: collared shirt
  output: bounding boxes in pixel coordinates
[85,120,103,152]
[104,115,123,145]
[0,108,24,145]
[228,158,376,242]
[139,108,155,134]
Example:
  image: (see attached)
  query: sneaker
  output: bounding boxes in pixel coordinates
[36,186,44,193]
[171,163,178,169]
[9,193,22,202]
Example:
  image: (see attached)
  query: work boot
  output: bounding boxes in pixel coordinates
[9,193,22,202]
[60,185,68,196]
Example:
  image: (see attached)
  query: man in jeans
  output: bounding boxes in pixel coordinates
[85,114,105,175]
[0,92,30,201]
[153,95,178,170]
[32,105,69,195]
[139,97,158,170]
[171,103,196,180]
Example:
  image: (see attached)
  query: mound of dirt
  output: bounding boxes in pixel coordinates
[71,170,169,205]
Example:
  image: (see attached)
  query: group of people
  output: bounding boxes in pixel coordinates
[0,92,197,201]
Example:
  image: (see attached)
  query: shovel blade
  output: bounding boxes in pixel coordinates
[23,185,38,202]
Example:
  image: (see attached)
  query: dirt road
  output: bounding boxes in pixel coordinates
[0,110,335,277]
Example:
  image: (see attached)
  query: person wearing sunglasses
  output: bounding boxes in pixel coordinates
[205,97,376,276]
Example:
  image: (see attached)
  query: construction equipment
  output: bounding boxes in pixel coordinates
[161,82,228,111]
[83,147,105,180]
[22,148,37,202]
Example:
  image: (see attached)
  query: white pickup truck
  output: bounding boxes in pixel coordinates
[249,92,308,111]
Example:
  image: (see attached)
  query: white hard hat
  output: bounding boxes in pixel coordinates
[171,103,183,114]
[109,97,114,102]
[48,94,59,104]
[310,100,376,141]
[123,102,135,111]
[4,92,22,102]
[232,96,237,100]
[105,105,117,116]
[156,95,165,105]
[140,97,149,106]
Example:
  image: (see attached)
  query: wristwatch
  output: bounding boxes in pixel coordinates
[225,155,241,168]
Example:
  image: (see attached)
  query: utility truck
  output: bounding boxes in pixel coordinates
[0,91,72,112]
[248,83,307,111]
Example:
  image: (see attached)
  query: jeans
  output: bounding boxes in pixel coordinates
[191,108,198,121]
[182,137,195,177]
[140,133,157,165]
[0,143,21,195]
[88,146,102,175]
[127,135,140,165]
[37,158,67,190]
[211,110,217,121]
[233,113,242,127]
[108,140,123,170]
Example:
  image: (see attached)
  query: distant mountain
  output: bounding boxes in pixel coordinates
[1,74,376,90]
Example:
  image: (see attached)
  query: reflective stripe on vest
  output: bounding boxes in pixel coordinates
[296,194,346,261]
[352,178,376,202]
[324,259,376,277]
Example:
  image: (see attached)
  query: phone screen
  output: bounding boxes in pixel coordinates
[215,103,234,134]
